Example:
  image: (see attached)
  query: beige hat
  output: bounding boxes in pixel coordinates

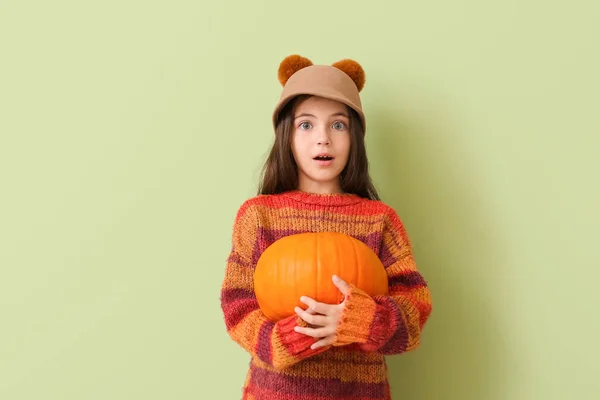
[272,55,367,133]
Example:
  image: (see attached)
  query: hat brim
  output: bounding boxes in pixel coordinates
[272,92,366,134]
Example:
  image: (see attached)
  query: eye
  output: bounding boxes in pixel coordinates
[332,121,347,130]
[298,121,312,130]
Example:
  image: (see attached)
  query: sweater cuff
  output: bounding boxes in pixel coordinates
[333,285,377,346]
[276,315,327,357]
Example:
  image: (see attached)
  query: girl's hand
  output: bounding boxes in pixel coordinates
[294,275,351,349]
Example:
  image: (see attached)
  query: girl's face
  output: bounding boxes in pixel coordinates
[291,96,351,194]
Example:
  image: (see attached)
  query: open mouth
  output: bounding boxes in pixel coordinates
[313,155,334,161]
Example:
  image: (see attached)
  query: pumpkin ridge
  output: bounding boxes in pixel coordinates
[335,233,342,302]
[294,238,300,315]
[315,233,319,306]
[352,238,361,294]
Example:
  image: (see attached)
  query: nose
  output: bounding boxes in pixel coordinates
[316,126,331,145]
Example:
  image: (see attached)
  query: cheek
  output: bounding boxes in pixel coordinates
[339,135,351,159]
[291,133,301,157]
[292,134,309,159]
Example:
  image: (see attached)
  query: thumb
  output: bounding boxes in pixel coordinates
[332,275,351,297]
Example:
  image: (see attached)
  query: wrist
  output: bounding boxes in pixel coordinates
[333,285,377,346]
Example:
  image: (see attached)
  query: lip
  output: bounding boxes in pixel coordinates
[314,159,334,167]
[313,153,335,167]
[314,152,334,158]
[313,153,335,160]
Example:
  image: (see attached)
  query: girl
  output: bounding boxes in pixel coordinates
[220,55,432,400]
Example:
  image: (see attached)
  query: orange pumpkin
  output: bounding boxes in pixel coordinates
[254,232,389,321]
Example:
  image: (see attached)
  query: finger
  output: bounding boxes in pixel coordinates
[311,335,335,350]
[295,307,328,326]
[300,296,334,315]
[296,302,322,316]
[301,307,321,328]
[332,275,351,297]
[294,325,335,338]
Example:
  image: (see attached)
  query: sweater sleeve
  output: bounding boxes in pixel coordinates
[220,201,327,370]
[332,206,432,354]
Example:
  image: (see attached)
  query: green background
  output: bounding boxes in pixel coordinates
[1,1,598,399]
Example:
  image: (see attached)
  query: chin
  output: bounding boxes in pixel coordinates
[306,171,343,183]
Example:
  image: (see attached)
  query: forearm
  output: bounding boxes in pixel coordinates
[333,279,431,354]
[221,287,326,370]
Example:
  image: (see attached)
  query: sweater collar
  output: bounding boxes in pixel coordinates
[280,190,365,206]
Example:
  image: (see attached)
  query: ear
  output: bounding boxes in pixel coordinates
[278,55,313,86]
[332,59,366,92]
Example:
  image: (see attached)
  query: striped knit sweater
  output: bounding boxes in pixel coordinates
[220,190,432,400]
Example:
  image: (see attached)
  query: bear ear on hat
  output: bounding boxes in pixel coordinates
[278,55,313,86]
[332,59,366,92]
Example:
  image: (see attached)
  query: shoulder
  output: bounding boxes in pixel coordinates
[379,201,403,220]
[231,193,282,223]
[368,200,413,246]
[346,197,408,232]
[362,199,408,232]
[234,193,279,212]
[357,198,402,219]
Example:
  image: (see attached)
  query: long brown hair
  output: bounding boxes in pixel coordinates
[258,95,380,200]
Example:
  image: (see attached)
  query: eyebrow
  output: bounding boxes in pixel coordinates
[294,112,349,120]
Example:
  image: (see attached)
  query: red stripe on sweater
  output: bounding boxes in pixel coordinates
[256,320,275,364]
[221,288,258,330]
[255,227,383,260]
[373,297,409,354]
[246,367,388,399]
[246,384,389,400]
[250,195,389,217]
[389,271,428,289]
